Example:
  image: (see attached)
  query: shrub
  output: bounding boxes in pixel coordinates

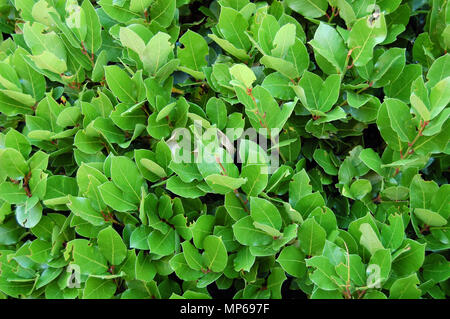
[0,0,449,299]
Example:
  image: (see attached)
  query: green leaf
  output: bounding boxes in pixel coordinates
[431,184,450,218]
[410,174,438,209]
[429,77,450,119]
[67,239,109,275]
[261,72,296,100]
[350,179,372,200]
[241,164,268,197]
[384,98,416,143]
[129,0,154,13]
[5,129,31,159]
[376,99,408,151]
[140,158,167,178]
[348,14,387,67]
[294,192,325,218]
[392,239,425,276]
[149,0,176,27]
[119,27,146,57]
[276,246,307,278]
[0,0,446,300]
[83,277,116,299]
[371,48,406,87]
[286,0,328,18]
[234,246,255,272]
[192,215,215,249]
[206,97,227,130]
[306,256,342,290]
[110,156,144,203]
[271,23,296,58]
[12,48,46,100]
[368,249,392,285]
[169,253,203,281]
[359,223,384,255]
[252,221,282,238]
[299,73,341,113]
[426,54,450,87]
[232,215,273,247]
[413,208,447,227]
[309,206,337,235]
[250,197,282,231]
[16,198,43,228]
[313,149,338,175]
[309,22,347,73]
[130,226,151,250]
[0,148,28,179]
[67,196,104,226]
[181,241,204,271]
[389,274,421,299]
[224,192,248,221]
[97,226,127,265]
[218,7,251,51]
[105,65,136,103]
[423,254,450,283]
[205,174,247,194]
[56,107,81,128]
[166,176,206,199]
[260,55,299,80]
[74,130,103,154]
[0,219,23,245]
[81,0,102,55]
[148,228,177,256]
[381,214,404,251]
[229,64,256,89]
[289,169,312,207]
[298,217,326,256]
[143,32,174,77]
[202,235,228,273]
[208,34,250,61]
[335,254,366,287]
[385,64,422,103]
[178,30,208,79]
[22,21,67,73]
[359,148,383,175]
[99,182,138,212]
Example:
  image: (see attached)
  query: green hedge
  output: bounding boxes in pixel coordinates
[0,0,449,299]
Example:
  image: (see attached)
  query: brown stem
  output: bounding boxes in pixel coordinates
[404,120,429,156]
[357,289,367,299]
[80,41,94,67]
[393,120,429,177]
[246,87,269,130]
[233,189,249,213]
[22,171,33,198]
[420,224,430,234]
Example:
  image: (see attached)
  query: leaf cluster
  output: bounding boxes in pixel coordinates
[0,0,449,299]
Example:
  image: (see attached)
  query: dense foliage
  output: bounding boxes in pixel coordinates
[0,0,449,299]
